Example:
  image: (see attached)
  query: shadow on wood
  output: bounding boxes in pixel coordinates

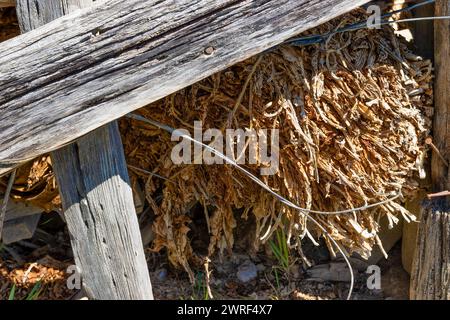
[52,123,153,299]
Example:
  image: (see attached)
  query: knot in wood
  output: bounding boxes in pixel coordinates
[204,46,215,55]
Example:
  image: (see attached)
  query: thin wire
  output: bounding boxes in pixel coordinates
[0,0,435,298]
[287,0,437,47]
[380,0,435,18]
[339,15,450,35]
[127,113,403,300]
[126,113,401,216]
[337,0,437,32]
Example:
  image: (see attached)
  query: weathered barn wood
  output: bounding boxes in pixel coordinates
[51,123,154,299]
[430,1,450,192]
[402,2,435,275]
[410,0,450,300]
[410,203,450,300]
[16,0,154,300]
[16,0,95,31]
[0,0,370,176]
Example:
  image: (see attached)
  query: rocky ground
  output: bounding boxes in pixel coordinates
[0,212,410,300]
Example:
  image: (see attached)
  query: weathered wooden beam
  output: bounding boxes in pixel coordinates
[16,0,95,31]
[15,0,153,300]
[402,1,435,275]
[410,203,449,299]
[410,0,450,300]
[0,0,370,176]
[51,122,153,299]
[430,1,450,192]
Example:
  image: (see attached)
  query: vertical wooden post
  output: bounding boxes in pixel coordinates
[15,0,153,299]
[402,0,435,275]
[410,0,450,300]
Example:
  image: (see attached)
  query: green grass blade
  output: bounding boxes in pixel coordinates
[274,269,280,290]
[8,284,16,301]
[269,240,283,264]
[26,281,42,300]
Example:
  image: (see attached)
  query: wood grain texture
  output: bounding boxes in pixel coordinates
[52,122,153,299]
[410,202,450,300]
[432,0,450,193]
[15,0,153,300]
[410,1,450,300]
[16,0,97,31]
[0,0,370,175]
[401,4,435,276]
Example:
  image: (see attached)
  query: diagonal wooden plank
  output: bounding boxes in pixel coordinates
[0,0,369,176]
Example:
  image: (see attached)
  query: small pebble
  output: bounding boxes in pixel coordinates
[237,260,258,283]
[156,268,168,282]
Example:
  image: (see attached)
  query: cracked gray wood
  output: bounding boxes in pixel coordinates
[52,122,153,299]
[410,0,450,300]
[15,0,153,299]
[0,0,369,176]
[410,203,450,299]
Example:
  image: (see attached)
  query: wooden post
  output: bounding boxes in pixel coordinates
[402,0,435,275]
[410,0,450,300]
[15,0,153,300]
[51,123,153,299]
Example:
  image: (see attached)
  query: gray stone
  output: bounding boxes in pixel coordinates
[307,262,357,282]
[2,213,41,244]
[155,268,168,282]
[237,260,258,283]
[2,199,42,222]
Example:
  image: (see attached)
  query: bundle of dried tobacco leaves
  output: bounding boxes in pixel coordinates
[120,8,433,280]
[2,8,433,281]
